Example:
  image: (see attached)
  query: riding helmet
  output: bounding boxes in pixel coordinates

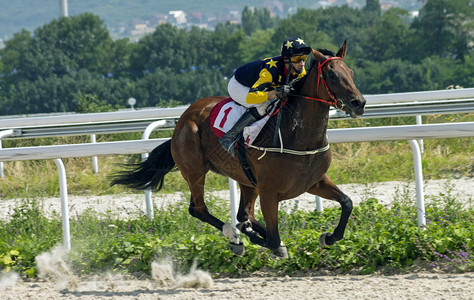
[281,37,312,58]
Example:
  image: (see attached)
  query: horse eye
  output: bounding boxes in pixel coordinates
[328,71,338,81]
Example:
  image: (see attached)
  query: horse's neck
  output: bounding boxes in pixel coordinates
[280,65,330,149]
[281,99,330,149]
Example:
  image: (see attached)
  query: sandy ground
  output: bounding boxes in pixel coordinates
[0,178,473,299]
[0,272,473,300]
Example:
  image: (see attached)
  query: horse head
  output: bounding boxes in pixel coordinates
[307,41,366,118]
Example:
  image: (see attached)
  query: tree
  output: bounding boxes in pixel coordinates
[354,58,449,93]
[363,0,381,18]
[75,92,119,113]
[238,29,276,63]
[312,6,368,51]
[272,9,335,53]
[129,24,189,77]
[242,6,259,36]
[454,52,474,87]
[0,30,32,85]
[360,8,412,62]
[241,6,276,36]
[410,0,473,60]
[0,13,132,115]
[133,67,227,107]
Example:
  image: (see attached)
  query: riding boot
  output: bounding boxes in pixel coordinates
[219,107,262,156]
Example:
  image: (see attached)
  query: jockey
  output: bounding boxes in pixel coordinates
[220,37,312,156]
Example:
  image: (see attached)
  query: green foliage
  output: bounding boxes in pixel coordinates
[241,6,277,36]
[75,92,121,113]
[0,191,472,278]
[363,0,382,18]
[238,29,276,63]
[410,0,473,60]
[0,200,61,277]
[1,0,473,115]
[360,8,412,62]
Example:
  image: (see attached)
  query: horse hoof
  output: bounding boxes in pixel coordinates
[272,245,288,259]
[319,232,333,247]
[229,242,245,256]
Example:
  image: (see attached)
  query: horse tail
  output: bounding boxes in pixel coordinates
[110,139,175,191]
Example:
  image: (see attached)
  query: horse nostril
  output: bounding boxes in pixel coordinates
[350,99,362,108]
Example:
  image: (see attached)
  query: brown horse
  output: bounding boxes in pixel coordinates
[111,41,366,258]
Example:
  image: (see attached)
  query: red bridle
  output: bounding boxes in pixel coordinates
[271,56,345,117]
[302,56,344,109]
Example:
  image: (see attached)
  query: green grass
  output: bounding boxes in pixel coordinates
[0,188,472,278]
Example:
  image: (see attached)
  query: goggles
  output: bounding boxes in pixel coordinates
[290,55,308,63]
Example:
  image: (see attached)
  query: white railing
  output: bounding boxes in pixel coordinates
[1,88,473,136]
[363,87,474,104]
[0,106,188,129]
[1,122,473,249]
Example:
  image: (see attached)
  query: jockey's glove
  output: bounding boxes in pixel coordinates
[276,85,292,98]
[269,97,279,103]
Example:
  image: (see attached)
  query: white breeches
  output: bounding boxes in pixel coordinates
[227,76,270,116]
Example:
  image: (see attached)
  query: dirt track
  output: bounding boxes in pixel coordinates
[1,271,473,299]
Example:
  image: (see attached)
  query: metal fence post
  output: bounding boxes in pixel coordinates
[416,115,424,153]
[0,129,14,178]
[229,178,239,231]
[54,158,71,250]
[408,140,426,228]
[315,195,324,212]
[142,120,169,219]
[91,134,99,173]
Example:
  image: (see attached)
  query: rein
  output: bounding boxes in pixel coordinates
[250,56,342,158]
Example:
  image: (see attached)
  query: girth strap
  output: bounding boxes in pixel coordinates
[245,143,330,160]
[237,136,257,186]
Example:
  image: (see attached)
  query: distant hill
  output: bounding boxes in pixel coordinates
[0,0,280,40]
[0,0,422,41]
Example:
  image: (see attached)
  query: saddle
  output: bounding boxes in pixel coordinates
[209,98,270,146]
[209,98,269,186]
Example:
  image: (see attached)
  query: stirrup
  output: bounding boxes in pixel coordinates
[226,140,237,156]
[219,107,261,156]
[219,136,238,156]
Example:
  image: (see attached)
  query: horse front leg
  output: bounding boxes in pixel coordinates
[236,185,267,239]
[257,192,288,258]
[308,174,353,247]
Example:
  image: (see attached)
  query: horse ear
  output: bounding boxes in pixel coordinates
[336,40,347,58]
[312,48,324,61]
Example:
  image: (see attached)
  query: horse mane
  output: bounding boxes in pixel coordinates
[291,48,336,93]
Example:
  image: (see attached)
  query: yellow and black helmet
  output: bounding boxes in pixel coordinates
[281,37,311,58]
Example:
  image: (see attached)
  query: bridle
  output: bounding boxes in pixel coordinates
[290,56,345,109]
[255,56,344,156]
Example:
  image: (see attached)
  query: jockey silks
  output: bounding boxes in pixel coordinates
[233,56,307,104]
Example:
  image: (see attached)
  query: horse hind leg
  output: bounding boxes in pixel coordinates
[186,193,244,255]
[182,170,247,255]
[171,127,243,255]
[308,174,353,247]
[182,169,226,230]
